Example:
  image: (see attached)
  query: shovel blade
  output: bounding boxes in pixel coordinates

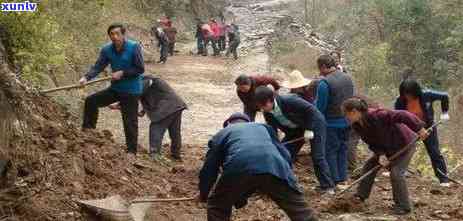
[77,195,131,221]
[129,203,152,221]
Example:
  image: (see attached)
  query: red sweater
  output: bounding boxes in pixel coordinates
[352,109,425,157]
[237,75,281,110]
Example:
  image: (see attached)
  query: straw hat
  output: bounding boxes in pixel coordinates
[283,70,312,89]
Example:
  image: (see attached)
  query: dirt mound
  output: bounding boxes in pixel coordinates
[324,197,365,214]
[0,70,199,221]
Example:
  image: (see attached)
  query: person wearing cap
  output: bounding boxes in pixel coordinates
[254,86,336,194]
[234,74,281,121]
[198,113,318,221]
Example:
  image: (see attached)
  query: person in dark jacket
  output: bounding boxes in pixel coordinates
[226,23,240,60]
[139,76,187,161]
[164,25,178,56]
[195,19,205,55]
[153,23,169,64]
[394,79,451,186]
[79,23,144,156]
[342,98,429,215]
[315,55,354,185]
[198,113,318,221]
[255,86,336,194]
[235,74,281,122]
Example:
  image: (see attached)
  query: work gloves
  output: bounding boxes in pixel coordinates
[304,130,314,142]
[440,113,450,122]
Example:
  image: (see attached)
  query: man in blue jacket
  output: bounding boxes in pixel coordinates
[198,113,318,221]
[79,23,144,155]
[254,86,336,194]
[315,55,354,186]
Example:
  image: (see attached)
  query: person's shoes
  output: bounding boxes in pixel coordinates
[127,152,137,162]
[150,153,161,161]
[440,182,451,187]
[319,188,336,196]
[170,154,183,162]
[336,182,350,191]
[391,206,411,215]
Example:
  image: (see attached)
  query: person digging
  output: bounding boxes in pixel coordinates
[254,86,336,195]
[234,74,281,121]
[79,23,144,157]
[109,75,187,162]
[342,98,430,215]
[395,78,451,187]
[198,112,318,221]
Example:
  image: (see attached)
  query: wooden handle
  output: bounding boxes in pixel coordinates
[283,137,305,145]
[40,76,112,94]
[336,120,443,197]
[130,197,196,204]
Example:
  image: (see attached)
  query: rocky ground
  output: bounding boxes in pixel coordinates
[1,0,462,221]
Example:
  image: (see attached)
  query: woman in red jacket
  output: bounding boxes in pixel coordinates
[342,98,429,215]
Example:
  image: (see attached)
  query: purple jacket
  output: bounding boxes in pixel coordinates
[352,109,425,156]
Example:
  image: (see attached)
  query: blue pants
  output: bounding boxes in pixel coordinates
[325,127,349,184]
[283,119,335,189]
[423,127,449,183]
[197,37,204,54]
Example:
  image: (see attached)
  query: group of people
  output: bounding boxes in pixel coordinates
[80,23,186,162]
[195,18,241,60]
[199,54,452,219]
[151,16,178,64]
[78,23,453,220]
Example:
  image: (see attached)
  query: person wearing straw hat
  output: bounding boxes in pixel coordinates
[284,70,320,104]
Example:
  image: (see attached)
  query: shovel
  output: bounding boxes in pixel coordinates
[40,76,112,94]
[336,120,443,197]
[77,195,195,221]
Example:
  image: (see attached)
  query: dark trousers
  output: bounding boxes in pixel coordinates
[283,124,334,189]
[83,88,139,153]
[218,36,226,51]
[197,37,205,55]
[159,42,169,62]
[149,111,182,157]
[347,129,361,171]
[325,127,349,184]
[356,145,416,211]
[243,105,257,122]
[226,40,240,59]
[203,37,219,56]
[207,174,317,221]
[168,42,175,56]
[423,128,448,183]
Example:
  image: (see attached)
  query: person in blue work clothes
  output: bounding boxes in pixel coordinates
[198,113,318,221]
[394,78,451,187]
[254,86,336,195]
[315,55,354,187]
[79,23,144,156]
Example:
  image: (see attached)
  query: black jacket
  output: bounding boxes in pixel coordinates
[394,90,449,127]
[140,76,187,123]
[263,94,325,133]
